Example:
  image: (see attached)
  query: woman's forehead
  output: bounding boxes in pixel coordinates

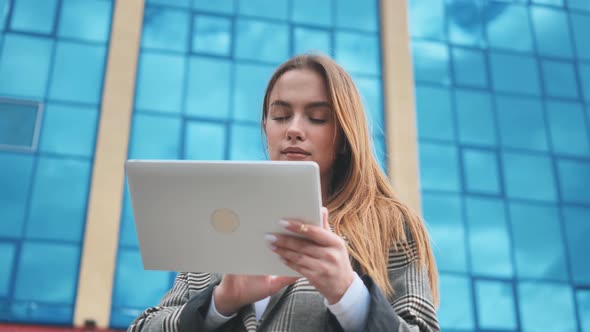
[270,69,328,103]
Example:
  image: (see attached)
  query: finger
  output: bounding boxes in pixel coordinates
[321,207,329,230]
[269,234,323,259]
[279,219,341,248]
[273,246,317,271]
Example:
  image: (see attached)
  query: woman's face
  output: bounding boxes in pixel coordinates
[264,69,340,184]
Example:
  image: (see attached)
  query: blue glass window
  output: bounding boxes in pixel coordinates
[335,0,378,32]
[14,242,79,303]
[557,158,590,204]
[185,121,226,160]
[419,142,461,192]
[141,7,189,53]
[422,194,466,273]
[148,0,189,7]
[235,19,288,64]
[577,290,590,332]
[230,124,266,160]
[293,27,332,57]
[531,6,573,58]
[26,157,91,242]
[0,152,33,238]
[452,47,487,87]
[475,280,517,330]
[335,32,379,76]
[354,76,383,136]
[10,302,72,324]
[119,188,138,248]
[192,15,231,56]
[112,249,172,309]
[415,86,454,141]
[0,241,15,296]
[571,13,590,60]
[462,148,501,194]
[408,0,445,40]
[0,100,39,148]
[562,206,590,284]
[232,63,274,123]
[568,0,590,11]
[185,57,231,120]
[455,89,497,146]
[291,0,332,27]
[510,203,568,280]
[128,113,182,159]
[39,103,99,158]
[238,0,287,20]
[58,0,112,43]
[10,0,58,34]
[485,3,533,52]
[465,197,513,277]
[496,96,548,151]
[447,0,484,47]
[0,34,53,99]
[0,0,8,30]
[502,152,557,202]
[438,274,474,330]
[541,60,579,99]
[580,63,590,103]
[532,0,564,5]
[518,282,577,331]
[192,0,234,14]
[411,41,450,85]
[48,41,107,104]
[546,101,590,156]
[490,52,540,96]
[135,52,185,113]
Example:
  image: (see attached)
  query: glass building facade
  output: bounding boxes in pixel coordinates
[409,0,590,331]
[0,0,588,330]
[0,0,113,325]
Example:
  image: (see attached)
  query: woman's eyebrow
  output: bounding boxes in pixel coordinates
[305,101,331,110]
[270,100,292,108]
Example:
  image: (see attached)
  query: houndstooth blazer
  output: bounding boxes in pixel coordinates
[127,241,439,332]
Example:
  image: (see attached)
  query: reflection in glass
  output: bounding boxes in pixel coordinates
[546,101,590,156]
[541,60,579,99]
[496,95,548,151]
[465,197,512,277]
[141,7,190,53]
[0,152,33,238]
[419,142,461,192]
[438,274,474,330]
[452,47,487,87]
[415,85,454,141]
[518,282,577,331]
[562,206,590,285]
[509,202,568,280]
[422,193,467,272]
[557,158,590,204]
[490,52,540,96]
[530,6,573,58]
[455,89,496,146]
[462,148,501,194]
[412,41,450,85]
[475,280,517,330]
[502,152,557,202]
[235,19,289,64]
[485,3,533,52]
[192,15,231,56]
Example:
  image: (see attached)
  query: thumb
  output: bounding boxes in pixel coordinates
[321,207,329,230]
[268,276,298,291]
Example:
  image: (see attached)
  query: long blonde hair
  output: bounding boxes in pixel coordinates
[262,54,439,305]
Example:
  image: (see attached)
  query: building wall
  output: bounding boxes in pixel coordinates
[408,0,590,331]
[1,0,588,331]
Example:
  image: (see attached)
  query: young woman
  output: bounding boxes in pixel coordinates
[128,54,440,332]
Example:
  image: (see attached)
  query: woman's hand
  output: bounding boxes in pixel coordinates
[214,274,298,316]
[267,207,356,304]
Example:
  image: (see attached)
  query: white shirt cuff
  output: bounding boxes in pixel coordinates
[325,272,371,332]
[204,287,236,331]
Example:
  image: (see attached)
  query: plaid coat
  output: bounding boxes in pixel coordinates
[127,241,439,332]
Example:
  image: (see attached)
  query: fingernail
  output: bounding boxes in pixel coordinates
[278,219,290,228]
[264,234,277,243]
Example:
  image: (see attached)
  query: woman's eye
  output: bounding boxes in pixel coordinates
[271,116,289,121]
[310,118,327,124]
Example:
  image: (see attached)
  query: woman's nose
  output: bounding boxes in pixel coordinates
[286,117,305,141]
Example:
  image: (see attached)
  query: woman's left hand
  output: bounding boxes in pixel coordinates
[266,207,356,305]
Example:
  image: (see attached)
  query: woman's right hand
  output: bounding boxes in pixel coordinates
[213,274,298,316]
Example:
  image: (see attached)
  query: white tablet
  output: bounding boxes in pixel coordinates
[125,160,322,277]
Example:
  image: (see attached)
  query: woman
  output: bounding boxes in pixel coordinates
[128,54,439,332]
